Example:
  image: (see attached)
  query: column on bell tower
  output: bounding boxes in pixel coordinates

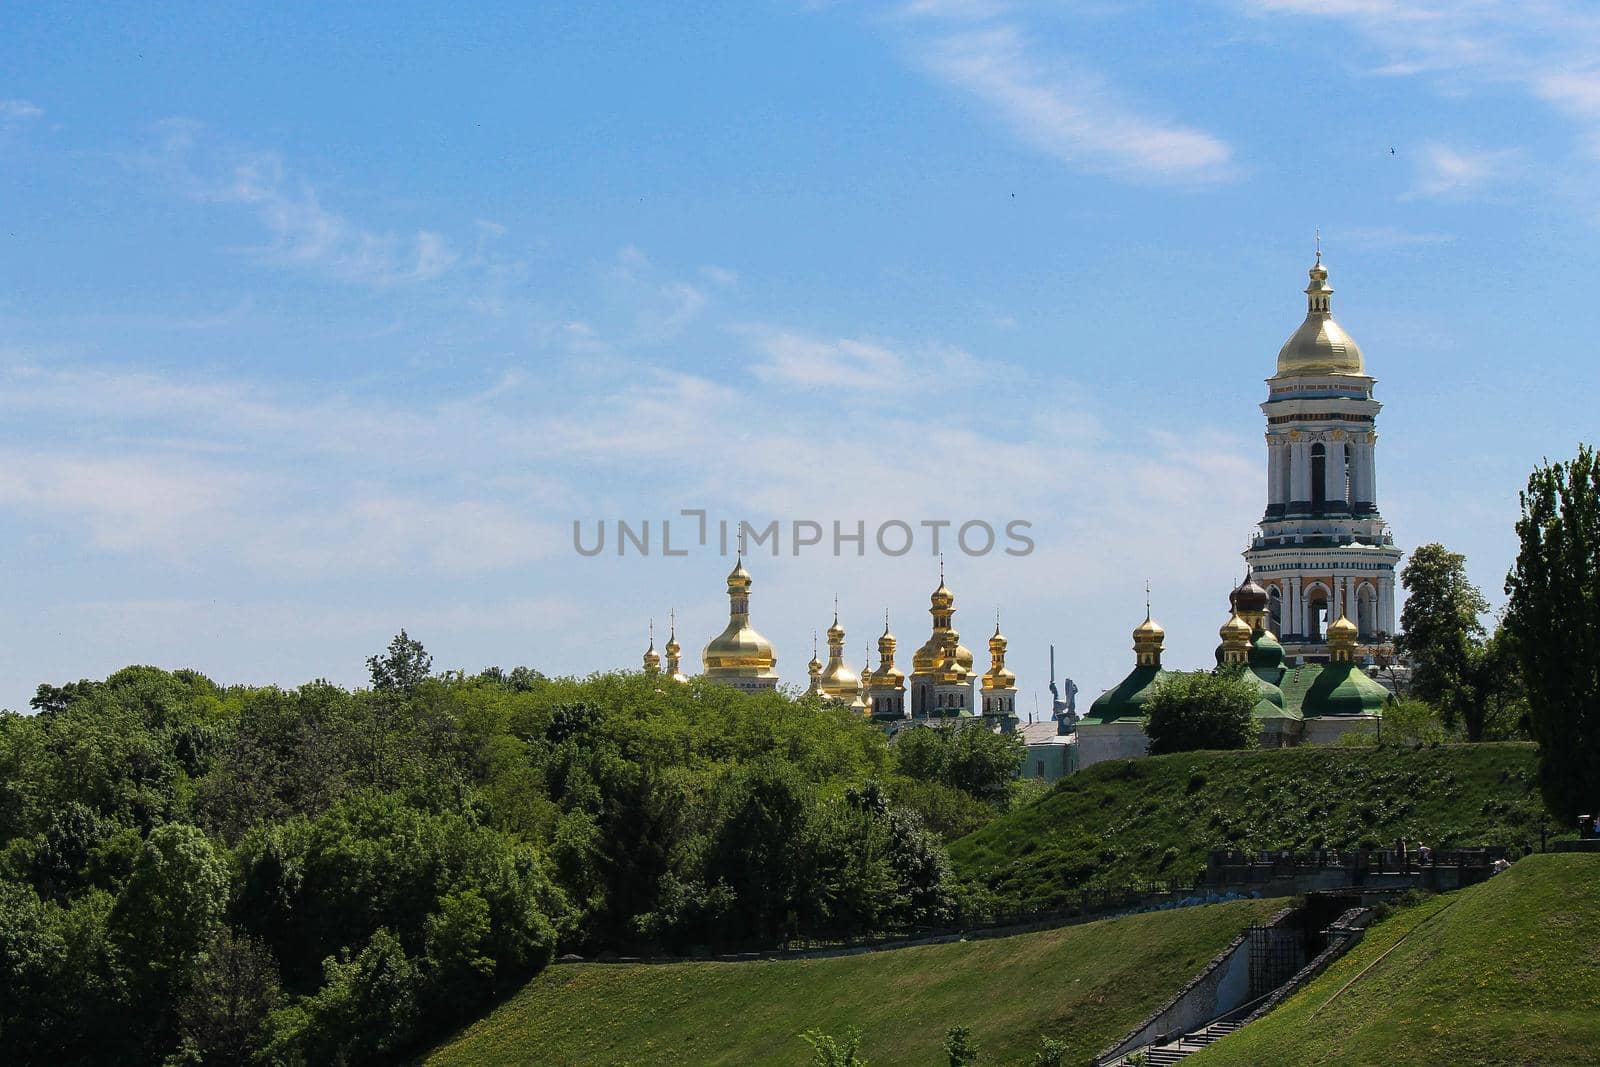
[1289,435,1311,515]
[1324,437,1348,513]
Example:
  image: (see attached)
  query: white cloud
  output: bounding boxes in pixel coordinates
[1243,1,1600,159]
[0,99,44,122]
[136,120,464,287]
[908,23,1234,184]
[1406,142,1520,199]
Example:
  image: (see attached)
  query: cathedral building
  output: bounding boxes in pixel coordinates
[1243,249,1402,663]
[639,558,1017,733]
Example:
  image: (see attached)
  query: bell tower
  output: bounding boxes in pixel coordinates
[1243,247,1402,662]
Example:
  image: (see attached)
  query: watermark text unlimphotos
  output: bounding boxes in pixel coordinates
[573,512,1034,558]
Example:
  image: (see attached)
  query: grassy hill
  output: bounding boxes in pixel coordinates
[423,897,1279,1066]
[951,743,1547,909]
[1190,853,1600,1066]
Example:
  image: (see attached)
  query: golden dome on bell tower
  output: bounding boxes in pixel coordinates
[1275,243,1365,377]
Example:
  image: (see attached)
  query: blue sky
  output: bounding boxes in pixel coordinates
[2,1,1597,713]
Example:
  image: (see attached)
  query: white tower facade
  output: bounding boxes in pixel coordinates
[1243,251,1401,663]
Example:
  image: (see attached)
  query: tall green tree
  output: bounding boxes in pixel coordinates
[1398,543,1503,739]
[367,630,433,693]
[1505,444,1600,822]
[1143,671,1257,755]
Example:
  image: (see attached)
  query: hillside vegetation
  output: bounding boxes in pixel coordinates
[1191,854,1600,1066]
[951,744,1547,909]
[0,657,1022,1066]
[424,897,1279,1067]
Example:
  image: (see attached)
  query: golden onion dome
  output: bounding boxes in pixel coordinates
[703,557,778,681]
[1276,253,1365,377]
[663,611,689,684]
[1133,613,1165,641]
[872,621,905,687]
[703,620,778,676]
[988,622,1007,655]
[1328,614,1359,642]
[642,621,661,674]
[1219,611,1252,643]
[982,622,1016,691]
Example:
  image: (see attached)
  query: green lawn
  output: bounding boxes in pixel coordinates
[951,743,1548,909]
[1190,853,1600,1066]
[423,897,1279,1066]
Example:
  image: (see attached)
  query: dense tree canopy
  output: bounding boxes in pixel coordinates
[1143,670,1258,755]
[0,641,1005,1065]
[1506,444,1600,823]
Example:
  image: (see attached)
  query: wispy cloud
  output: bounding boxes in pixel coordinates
[1338,224,1456,249]
[1405,142,1520,200]
[0,99,44,122]
[137,119,463,287]
[895,16,1234,184]
[1243,1,1600,160]
[741,326,982,393]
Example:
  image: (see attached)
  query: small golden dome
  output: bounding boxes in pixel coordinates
[988,620,1007,654]
[877,620,896,656]
[726,557,752,592]
[982,621,1015,691]
[1220,612,1252,643]
[1276,254,1365,377]
[871,620,905,688]
[642,621,661,674]
[663,611,689,684]
[1328,614,1359,641]
[1133,614,1165,641]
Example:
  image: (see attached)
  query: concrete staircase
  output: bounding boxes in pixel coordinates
[1142,1018,1244,1064]
[1108,1018,1245,1066]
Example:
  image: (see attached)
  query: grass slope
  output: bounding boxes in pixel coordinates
[424,898,1279,1067]
[951,744,1546,909]
[1190,854,1600,1066]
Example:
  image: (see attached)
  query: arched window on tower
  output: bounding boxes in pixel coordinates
[1311,444,1327,511]
[1267,585,1282,636]
[1306,588,1329,642]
